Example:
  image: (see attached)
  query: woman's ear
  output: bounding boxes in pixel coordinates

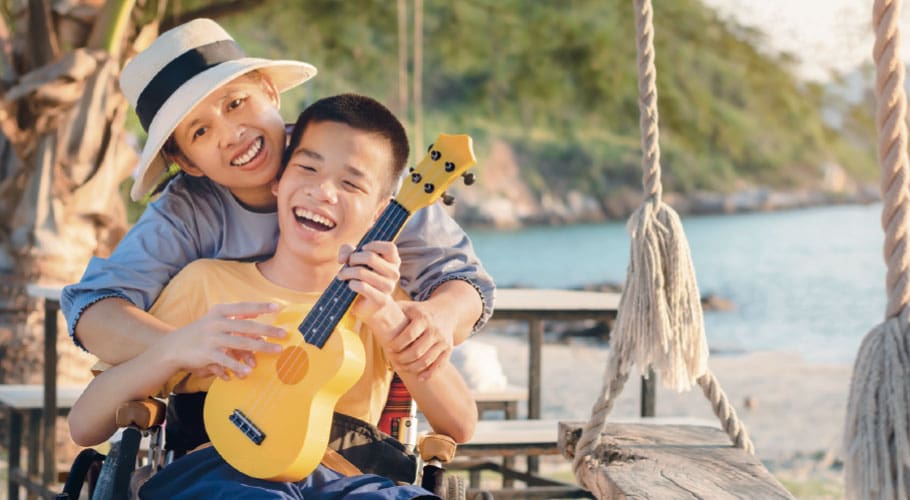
[169,152,204,178]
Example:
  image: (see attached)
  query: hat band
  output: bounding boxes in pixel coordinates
[135,39,246,132]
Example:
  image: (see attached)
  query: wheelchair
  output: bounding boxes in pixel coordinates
[57,375,492,500]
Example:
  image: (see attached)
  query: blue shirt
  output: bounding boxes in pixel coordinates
[61,174,494,348]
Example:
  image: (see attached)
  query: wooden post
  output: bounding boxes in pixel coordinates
[412,0,423,155]
[396,0,408,120]
[28,410,40,487]
[640,367,656,417]
[8,408,22,500]
[42,299,58,489]
[527,318,543,475]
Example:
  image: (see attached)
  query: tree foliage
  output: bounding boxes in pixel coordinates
[113,0,877,209]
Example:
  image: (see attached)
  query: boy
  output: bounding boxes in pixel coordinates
[68,94,478,499]
[62,18,494,380]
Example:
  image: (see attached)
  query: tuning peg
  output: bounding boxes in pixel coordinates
[462,172,476,185]
[442,193,456,206]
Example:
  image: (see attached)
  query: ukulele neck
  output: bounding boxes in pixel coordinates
[297,200,412,347]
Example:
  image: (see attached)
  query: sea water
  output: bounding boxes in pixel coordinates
[467,203,886,364]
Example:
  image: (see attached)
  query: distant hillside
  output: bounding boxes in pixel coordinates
[214,0,879,227]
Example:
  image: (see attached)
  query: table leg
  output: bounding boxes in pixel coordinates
[27,410,40,499]
[502,401,516,488]
[43,299,58,490]
[8,409,22,500]
[469,468,481,488]
[527,318,542,475]
[640,367,656,417]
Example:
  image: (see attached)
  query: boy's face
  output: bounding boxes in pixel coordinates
[171,74,286,206]
[274,120,391,266]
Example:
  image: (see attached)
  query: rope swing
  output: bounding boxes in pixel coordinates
[844,0,910,498]
[573,0,753,493]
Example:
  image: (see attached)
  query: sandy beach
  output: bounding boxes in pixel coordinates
[465,326,853,498]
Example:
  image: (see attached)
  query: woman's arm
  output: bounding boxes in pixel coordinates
[62,177,280,363]
[397,203,495,334]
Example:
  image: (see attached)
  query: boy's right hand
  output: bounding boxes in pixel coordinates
[162,302,286,380]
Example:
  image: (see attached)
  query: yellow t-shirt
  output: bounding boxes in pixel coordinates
[148,259,395,425]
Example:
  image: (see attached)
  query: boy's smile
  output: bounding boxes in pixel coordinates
[171,74,285,209]
[265,120,392,290]
[292,207,337,232]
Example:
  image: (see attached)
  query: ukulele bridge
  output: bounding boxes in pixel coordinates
[229,409,266,445]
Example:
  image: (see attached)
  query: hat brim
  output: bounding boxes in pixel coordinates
[129,58,317,202]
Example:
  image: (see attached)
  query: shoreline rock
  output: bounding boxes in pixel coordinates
[457,184,881,230]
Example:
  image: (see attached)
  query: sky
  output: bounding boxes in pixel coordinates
[701,0,910,81]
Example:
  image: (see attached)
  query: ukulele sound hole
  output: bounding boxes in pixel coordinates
[276,346,309,384]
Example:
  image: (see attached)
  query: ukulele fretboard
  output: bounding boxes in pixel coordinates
[297,200,411,347]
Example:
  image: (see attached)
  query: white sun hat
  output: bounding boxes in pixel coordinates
[120,18,318,202]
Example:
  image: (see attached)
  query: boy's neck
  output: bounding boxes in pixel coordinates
[256,250,338,293]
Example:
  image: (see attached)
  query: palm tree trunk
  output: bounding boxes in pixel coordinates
[0,0,140,386]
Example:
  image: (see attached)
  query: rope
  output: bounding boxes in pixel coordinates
[572,351,631,484]
[573,0,754,490]
[698,370,754,454]
[844,0,910,497]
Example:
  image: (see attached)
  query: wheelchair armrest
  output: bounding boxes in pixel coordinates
[417,433,457,463]
[115,398,166,429]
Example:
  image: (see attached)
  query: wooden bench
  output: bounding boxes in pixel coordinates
[0,384,85,500]
[559,420,794,499]
[451,417,725,499]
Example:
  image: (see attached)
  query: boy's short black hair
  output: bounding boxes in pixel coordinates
[283,94,410,192]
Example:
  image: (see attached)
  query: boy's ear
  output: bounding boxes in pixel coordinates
[270,177,280,196]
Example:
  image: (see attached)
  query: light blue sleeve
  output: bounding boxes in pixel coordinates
[61,175,279,348]
[397,202,496,333]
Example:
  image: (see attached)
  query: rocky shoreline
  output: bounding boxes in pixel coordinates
[456,184,881,229]
[451,144,880,229]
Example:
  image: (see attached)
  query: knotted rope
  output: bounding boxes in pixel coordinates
[844,1,910,498]
[573,0,753,491]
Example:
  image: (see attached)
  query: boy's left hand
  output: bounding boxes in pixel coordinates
[339,241,402,321]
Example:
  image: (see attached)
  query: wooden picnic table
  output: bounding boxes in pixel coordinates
[490,288,630,475]
[23,283,65,498]
[490,288,623,422]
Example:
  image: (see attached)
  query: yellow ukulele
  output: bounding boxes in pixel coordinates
[203,133,477,481]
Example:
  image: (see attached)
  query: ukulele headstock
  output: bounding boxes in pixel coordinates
[396,134,477,212]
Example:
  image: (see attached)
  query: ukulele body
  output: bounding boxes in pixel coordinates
[204,304,366,481]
